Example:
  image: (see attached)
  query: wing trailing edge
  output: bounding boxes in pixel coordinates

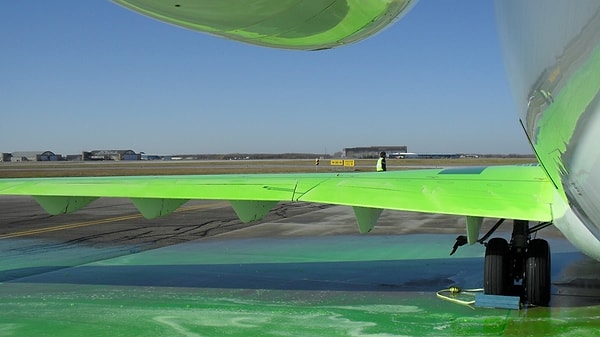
[0,165,555,235]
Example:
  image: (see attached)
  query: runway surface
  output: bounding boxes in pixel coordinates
[2,196,600,336]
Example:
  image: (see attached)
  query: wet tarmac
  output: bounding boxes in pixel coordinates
[2,196,600,336]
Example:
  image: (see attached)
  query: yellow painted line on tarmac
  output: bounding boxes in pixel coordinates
[0,201,231,240]
[0,214,142,239]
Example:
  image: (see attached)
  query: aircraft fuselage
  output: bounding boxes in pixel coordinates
[496,0,600,260]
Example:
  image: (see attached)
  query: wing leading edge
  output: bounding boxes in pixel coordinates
[0,165,554,235]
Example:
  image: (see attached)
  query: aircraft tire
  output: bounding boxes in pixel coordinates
[525,239,551,306]
[484,237,510,295]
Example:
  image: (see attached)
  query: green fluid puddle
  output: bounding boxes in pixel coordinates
[1,234,598,336]
[0,284,518,337]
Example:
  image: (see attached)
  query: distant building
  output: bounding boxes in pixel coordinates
[390,152,462,159]
[10,151,62,162]
[65,154,83,161]
[1,153,12,162]
[141,154,165,160]
[83,150,140,161]
[343,146,408,159]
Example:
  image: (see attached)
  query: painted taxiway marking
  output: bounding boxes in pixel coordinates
[0,201,230,240]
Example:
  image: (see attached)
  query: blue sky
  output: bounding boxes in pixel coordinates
[1,1,532,155]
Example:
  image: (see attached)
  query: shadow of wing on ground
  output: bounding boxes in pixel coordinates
[5,252,600,307]
[7,257,483,292]
[552,254,600,307]
[4,234,600,307]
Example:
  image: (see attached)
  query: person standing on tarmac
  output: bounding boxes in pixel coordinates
[376,151,387,172]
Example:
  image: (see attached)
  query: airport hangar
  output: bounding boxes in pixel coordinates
[1,150,141,162]
[342,146,407,159]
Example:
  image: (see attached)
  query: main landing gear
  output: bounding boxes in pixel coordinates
[484,220,551,306]
[453,219,552,306]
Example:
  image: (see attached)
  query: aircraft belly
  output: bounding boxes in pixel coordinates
[552,192,600,261]
[562,102,600,243]
[496,0,600,259]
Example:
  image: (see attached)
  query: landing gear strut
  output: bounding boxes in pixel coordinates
[483,220,551,306]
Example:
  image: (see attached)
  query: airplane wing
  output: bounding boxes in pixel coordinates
[0,165,554,237]
[113,0,416,50]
